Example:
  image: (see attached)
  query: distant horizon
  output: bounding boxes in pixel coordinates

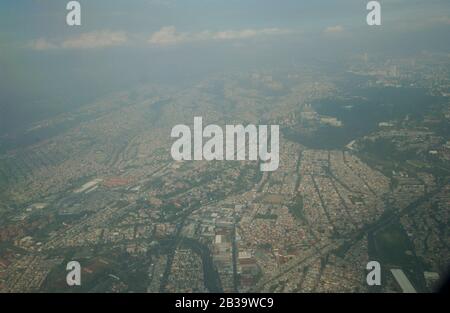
[1,0,450,134]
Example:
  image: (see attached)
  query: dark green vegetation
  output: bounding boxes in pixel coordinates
[180,238,223,293]
[284,87,443,149]
[255,213,278,220]
[288,194,304,221]
[371,222,426,291]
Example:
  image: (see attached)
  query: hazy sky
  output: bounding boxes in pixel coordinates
[1,0,448,43]
[1,0,449,133]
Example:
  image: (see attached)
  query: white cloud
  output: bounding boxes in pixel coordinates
[148,26,188,45]
[323,25,345,34]
[30,27,291,51]
[433,16,450,25]
[29,38,58,51]
[148,26,291,46]
[61,31,127,49]
[30,31,128,51]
